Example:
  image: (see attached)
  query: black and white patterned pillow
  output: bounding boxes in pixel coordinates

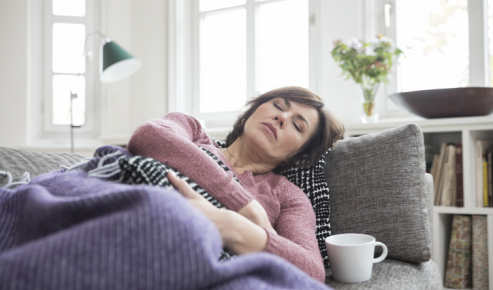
[277,154,331,268]
[214,140,332,268]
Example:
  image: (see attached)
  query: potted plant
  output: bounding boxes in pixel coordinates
[331,35,404,123]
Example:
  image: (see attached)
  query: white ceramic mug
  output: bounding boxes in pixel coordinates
[325,233,388,283]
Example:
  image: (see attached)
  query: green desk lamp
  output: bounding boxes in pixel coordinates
[84,30,142,83]
[70,31,142,152]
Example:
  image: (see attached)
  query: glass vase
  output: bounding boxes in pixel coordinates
[359,82,380,124]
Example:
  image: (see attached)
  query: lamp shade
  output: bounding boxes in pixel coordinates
[100,41,142,83]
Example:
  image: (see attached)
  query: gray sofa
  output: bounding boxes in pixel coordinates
[0,123,442,289]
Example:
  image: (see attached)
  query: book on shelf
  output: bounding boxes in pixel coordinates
[455,144,464,207]
[430,154,438,203]
[483,154,488,207]
[431,143,463,207]
[434,143,448,206]
[445,215,472,289]
[430,154,440,183]
[472,215,489,290]
[488,150,492,207]
[475,140,493,207]
[441,144,457,207]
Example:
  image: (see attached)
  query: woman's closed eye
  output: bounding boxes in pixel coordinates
[293,122,301,132]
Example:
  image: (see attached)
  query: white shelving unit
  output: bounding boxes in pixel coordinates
[344,115,493,290]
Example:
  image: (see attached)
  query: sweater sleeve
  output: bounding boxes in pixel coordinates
[263,183,326,283]
[127,112,254,211]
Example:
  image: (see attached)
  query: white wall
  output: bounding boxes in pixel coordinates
[318,0,364,123]
[0,0,28,148]
[129,0,168,132]
[100,0,168,145]
[0,0,168,151]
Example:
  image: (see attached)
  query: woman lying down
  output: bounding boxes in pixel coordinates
[128,86,345,283]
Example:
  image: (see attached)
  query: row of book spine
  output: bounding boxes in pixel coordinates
[431,143,464,207]
[445,215,489,289]
[476,140,493,207]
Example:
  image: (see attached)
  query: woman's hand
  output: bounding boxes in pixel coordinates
[167,172,270,254]
[167,172,276,235]
[167,171,220,221]
[238,200,277,235]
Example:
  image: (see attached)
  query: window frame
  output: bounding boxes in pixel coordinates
[41,0,99,136]
[192,2,244,126]
[182,0,319,135]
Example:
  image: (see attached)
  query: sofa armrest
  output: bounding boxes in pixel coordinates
[325,124,432,263]
[0,147,85,187]
[424,173,434,259]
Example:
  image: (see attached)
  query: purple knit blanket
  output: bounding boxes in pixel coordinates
[0,161,330,289]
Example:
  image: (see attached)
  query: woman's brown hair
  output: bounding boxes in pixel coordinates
[225,86,345,171]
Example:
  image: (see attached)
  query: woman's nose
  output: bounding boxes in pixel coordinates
[274,115,285,128]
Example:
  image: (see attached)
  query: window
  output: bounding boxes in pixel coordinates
[389,0,491,91]
[488,0,493,84]
[195,0,310,123]
[43,0,96,134]
[396,0,469,92]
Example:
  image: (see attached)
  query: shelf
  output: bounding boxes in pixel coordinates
[344,117,493,290]
[345,114,493,128]
[434,206,493,215]
[344,115,493,137]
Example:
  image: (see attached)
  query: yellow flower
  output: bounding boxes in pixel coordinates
[377,34,384,39]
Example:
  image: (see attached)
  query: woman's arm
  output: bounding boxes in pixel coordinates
[128,112,254,212]
[219,210,269,254]
[128,113,276,234]
[260,183,326,283]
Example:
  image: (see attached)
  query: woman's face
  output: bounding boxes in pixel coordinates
[242,97,319,164]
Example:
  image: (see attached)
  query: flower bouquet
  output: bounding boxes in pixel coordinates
[331,35,404,123]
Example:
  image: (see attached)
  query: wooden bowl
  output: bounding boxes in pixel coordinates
[389,87,493,118]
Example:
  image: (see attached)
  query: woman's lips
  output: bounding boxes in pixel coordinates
[261,123,277,140]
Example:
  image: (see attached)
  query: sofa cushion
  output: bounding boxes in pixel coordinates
[325,259,442,290]
[0,147,85,187]
[325,124,432,263]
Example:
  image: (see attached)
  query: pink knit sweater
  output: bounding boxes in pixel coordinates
[127,112,325,282]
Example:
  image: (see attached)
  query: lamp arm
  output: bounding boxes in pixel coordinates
[82,30,111,58]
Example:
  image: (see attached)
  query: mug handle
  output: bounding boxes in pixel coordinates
[373,242,388,263]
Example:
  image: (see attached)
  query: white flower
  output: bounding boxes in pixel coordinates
[347,37,362,49]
